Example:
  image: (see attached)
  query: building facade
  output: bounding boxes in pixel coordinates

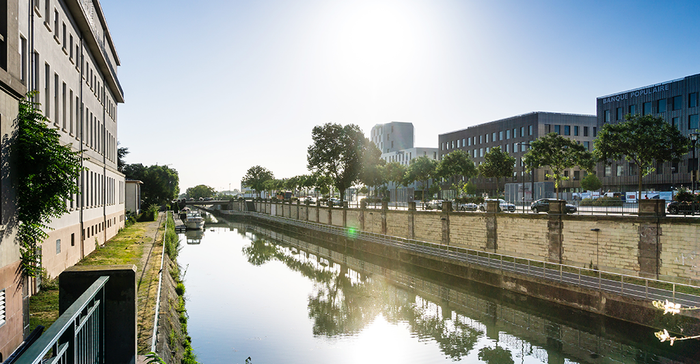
[370,121,413,153]
[596,73,700,192]
[380,147,439,202]
[0,0,124,357]
[438,112,597,197]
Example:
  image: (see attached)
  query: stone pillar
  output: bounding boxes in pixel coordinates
[343,202,348,227]
[486,200,499,213]
[296,199,300,220]
[638,221,662,278]
[59,265,136,364]
[547,215,563,263]
[408,202,416,239]
[328,204,333,226]
[441,201,451,245]
[548,200,566,215]
[639,199,666,217]
[381,201,388,235]
[315,201,320,222]
[360,199,366,231]
[485,210,497,251]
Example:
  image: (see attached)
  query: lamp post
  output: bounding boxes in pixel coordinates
[691,130,699,195]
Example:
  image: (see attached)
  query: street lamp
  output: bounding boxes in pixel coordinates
[690,130,699,194]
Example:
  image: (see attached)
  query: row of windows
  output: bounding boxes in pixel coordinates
[603,159,698,177]
[67,171,120,211]
[603,93,698,122]
[40,61,115,161]
[441,125,534,151]
[25,1,117,122]
[382,151,437,165]
[545,124,594,137]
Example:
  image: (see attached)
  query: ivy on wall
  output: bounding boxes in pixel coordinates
[14,92,83,277]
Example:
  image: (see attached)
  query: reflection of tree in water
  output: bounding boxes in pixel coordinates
[240,237,483,360]
[478,346,514,364]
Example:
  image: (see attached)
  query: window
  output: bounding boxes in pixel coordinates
[54,10,59,38]
[564,170,569,179]
[506,129,511,139]
[690,93,698,108]
[56,239,61,254]
[520,126,525,137]
[656,162,663,175]
[462,138,465,147]
[593,127,597,137]
[616,107,623,120]
[528,125,533,136]
[44,63,50,117]
[604,110,610,123]
[62,22,66,46]
[69,89,73,134]
[583,141,590,150]
[479,148,483,157]
[672,117,679,129]
[441,143,444,151]
[479,135,482,144]
[69,34,73,59]
[45,0,50,26]
[628,104,636,115]
[456,139,460,148]
[467,138,471,146]
[62,82,66,130]
[628,163,636,176]
[604,165,610,177]
[451,140,454,149]
[544,171,549,181]
[583,126,589,137]
[673,95,682,110]
[616,165,623,176]
[485,134,489,143]
[672,161,679,174]
[54,73,58,123]
[574,170,580,180]
[512,128,517,138]
[657,99,666,113]
[505,144,509,153]
[564,125,570,135]
[643,102,652,115]
[492,132,496,142]
[499,131,503,140]
[20,36,27,83]
[690,114,699,130]
[574,126,579,136]
[513,143,518,153]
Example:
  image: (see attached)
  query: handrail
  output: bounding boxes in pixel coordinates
[15,276,109,364]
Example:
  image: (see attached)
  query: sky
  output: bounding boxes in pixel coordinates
[100,0,700,193]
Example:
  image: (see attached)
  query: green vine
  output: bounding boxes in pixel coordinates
[14,92,83,277]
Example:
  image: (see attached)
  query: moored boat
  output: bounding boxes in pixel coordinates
[185,211,205,230]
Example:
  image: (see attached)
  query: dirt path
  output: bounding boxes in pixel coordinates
[135,212,166,354]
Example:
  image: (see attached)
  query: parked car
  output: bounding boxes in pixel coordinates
[329,198,343,207]
[530,198,577,214]
[424,199,444,210]
[456,202,479,211]
[304,196,317,204]
[666,201,700,215]
[478,199,516,212]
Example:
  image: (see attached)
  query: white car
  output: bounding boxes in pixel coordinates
[479,199,516,212]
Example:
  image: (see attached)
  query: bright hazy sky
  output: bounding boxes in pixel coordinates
[101,0,700,193]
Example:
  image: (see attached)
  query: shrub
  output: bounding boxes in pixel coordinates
[579,197,624,206]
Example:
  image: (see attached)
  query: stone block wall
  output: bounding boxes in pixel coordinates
[562,217,640,274]
[386,212,409,238]
[496,215,549,261]
[660,219,700,282]
[365,211,382,234]
[450,213,488,250]
[347,210,361,230]
[414,213,442,244]
[331,209,344,227]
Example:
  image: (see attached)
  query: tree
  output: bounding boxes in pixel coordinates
[307,123,368,201]
[242,165,274,198]
[384,162,407,201]
[15,93,83,276]
[123,163,180,206]
[580,173,602,192]
[117,144,129,173]
[477,146,515,196]
[186,185,216,199]
[594,114,691,200]
[405,156,438,201]
[524,133,594,199]
[436,150,477,195]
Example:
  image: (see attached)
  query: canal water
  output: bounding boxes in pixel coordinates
[178,214,699,364]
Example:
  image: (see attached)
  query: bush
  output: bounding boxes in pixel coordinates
[675,189,695,202]
[175,282,185,296]
[137,204,159,222]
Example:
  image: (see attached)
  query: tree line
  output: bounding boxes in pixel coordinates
[243,114,692,202]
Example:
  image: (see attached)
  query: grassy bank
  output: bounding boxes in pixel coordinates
[28,216,164,339]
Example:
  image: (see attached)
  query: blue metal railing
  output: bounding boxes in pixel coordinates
[13,276,109,364]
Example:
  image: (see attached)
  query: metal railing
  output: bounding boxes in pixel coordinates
[14,276,109,364]
[235,211,700,308]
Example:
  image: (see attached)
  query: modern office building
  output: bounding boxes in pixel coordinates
[0,0,124,356]
[370,121,414,153]
[596,73,700,192]
[380,147,439,202]
[438,112,597,198]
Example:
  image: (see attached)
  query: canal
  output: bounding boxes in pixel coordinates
[177,213,700,364]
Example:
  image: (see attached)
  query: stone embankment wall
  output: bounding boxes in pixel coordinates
[229,199,700,285]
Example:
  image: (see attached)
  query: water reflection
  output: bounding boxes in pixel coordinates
[235,221,699,364]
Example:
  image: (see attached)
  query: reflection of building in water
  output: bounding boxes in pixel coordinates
[238,222,697,364]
